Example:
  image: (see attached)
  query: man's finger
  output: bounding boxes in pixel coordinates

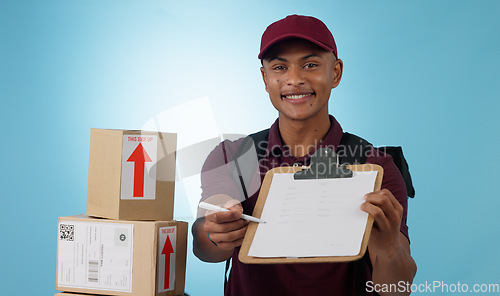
[371,189,403,213]
[208,226,248,246]
[360,202,392,232]
[217,237,246,251]
[364,190,402,221]
[205,208,243,224]
[204,218,248,234]
[224,199,244,212]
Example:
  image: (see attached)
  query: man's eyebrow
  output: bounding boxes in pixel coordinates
[301,53,320,60]
[268,56,287,63]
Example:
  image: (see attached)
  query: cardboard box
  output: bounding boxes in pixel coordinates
[87,129,176,220]
[56,215,187,296]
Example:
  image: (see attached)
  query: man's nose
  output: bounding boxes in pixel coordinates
[286,67,305,86]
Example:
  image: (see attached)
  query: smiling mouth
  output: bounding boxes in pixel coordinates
[282,93,314,100]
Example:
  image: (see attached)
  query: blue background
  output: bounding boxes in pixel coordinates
[1,0,499,295]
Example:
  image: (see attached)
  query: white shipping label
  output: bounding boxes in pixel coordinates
[158,226,177,292]
[121,134,158,200]
[57,221,134,292]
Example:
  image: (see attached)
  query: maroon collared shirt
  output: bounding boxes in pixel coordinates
[200,116,409,296]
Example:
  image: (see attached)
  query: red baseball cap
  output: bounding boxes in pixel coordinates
[258,14,337,60]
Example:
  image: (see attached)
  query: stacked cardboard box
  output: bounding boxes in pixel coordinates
[56,129,187,296]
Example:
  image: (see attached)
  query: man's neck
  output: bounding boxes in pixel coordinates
[278,114,331,158]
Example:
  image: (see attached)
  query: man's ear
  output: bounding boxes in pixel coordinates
[331,58,343,89]
[260,66,269,93]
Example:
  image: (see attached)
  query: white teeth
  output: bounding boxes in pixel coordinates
[284,94,309,100]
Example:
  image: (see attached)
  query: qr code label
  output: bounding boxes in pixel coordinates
[60,224,75,241]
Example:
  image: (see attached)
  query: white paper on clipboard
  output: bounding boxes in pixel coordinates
[248,170,378,258]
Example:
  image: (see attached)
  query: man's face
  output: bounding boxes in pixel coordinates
[261,39,342,123]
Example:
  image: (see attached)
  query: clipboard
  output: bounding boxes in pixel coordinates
[239,148,384,264]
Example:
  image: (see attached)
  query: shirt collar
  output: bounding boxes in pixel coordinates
[265,115,344,160]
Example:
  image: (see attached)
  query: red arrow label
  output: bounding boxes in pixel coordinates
[126,143,152,197]
[161,235,174,289]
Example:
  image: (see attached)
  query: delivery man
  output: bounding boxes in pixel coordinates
[192,15,416,296]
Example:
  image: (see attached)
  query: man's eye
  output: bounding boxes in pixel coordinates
[304,63,318,68]
[273,65,285,71]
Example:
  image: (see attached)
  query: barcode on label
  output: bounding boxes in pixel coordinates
[59,224,74,241]
[88,260,99,283]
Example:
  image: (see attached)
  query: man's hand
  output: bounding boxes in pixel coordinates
[360,189,416,296]
[193,195,249,263]
[203,199,249,251]
[361,189,404,257]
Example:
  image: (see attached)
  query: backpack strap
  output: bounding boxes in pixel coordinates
[376,146,415,198]
[230,129,270,200]
[223,258,231,294]
[339,132,415,198]
[249,129,270,161]
[225,129,270,294]
[338,132,372,165]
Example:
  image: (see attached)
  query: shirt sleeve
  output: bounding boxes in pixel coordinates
[200,139,244,202]
[366,147,410,241]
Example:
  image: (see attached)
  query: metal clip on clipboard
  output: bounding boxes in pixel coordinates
[293,147,353,180]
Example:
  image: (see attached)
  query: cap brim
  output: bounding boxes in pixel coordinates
[258,33,336,59]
